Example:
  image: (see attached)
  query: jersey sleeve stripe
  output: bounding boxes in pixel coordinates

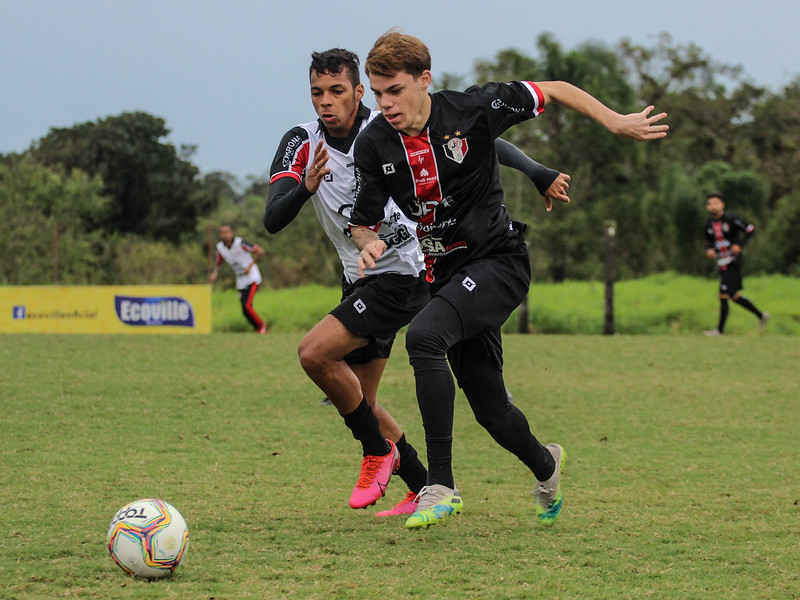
[521,81,546,114]
[270,171,302,184]
[270,137,311,185]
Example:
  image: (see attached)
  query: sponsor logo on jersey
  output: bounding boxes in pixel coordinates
[491,98,525,113]
[115,296,195,328]
[417,218,457,233]
[418,236,467,257]
[281,135,305,169]
[409,195,453,219]
[380,225,414,249]
[443,137,469,164]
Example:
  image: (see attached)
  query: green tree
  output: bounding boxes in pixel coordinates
[475,35,651,281]
[756,192,800,275]
[618,33,765,170]
[29,112,215,241]
[0,156,111,284]
[744,77,800,201]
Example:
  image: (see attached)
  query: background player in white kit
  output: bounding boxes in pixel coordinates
[210,224,268,334]
[265,48,571,515]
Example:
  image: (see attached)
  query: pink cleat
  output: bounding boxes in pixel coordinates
[349,440,400,509]
[375,490,419,517]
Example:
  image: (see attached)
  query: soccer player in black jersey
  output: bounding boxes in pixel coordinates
[702,193,769,336]
[349,30,668,529]
[264,48,571,516]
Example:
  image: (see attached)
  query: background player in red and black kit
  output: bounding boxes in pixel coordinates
[350,30,668,530]
[702,193,769,336]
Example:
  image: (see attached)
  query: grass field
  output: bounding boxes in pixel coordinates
[2,332,799,599]
[212,274,800,335]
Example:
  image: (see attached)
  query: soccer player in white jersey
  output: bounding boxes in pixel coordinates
[210,224,268,334]
[265,48,571,515]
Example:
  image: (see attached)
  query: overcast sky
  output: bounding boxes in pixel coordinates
[2,0,798,182]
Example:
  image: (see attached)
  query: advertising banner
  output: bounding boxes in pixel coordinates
[0,285,211,334]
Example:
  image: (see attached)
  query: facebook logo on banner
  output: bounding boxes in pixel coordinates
[13,306,26,319]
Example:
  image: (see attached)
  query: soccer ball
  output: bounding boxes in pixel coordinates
[107,498,189,579]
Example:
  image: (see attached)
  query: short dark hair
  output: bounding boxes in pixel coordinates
[310,48,361,88]
[706,193,724,202]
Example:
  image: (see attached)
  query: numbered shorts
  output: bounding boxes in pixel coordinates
[331,271,430,365]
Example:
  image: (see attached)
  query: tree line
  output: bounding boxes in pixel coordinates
[1,33,798,288]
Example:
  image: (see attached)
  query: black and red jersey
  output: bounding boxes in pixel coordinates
[349,81,545,284]
[703,213,754,268]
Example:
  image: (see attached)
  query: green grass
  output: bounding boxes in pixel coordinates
[217,274,800,335]
[212,284,340,333]
[2,333,799,599]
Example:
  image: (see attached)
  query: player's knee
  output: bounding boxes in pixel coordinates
[297,337,323,374]
[405,321,447,359]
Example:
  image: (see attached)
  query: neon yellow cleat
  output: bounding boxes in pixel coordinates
[534,443,566,526]
[404,485,463,529]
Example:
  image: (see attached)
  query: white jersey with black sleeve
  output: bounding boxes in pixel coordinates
[268,105,423,285]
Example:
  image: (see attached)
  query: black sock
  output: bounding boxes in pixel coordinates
[394,434,428,494]
[410,356,456,489]
[717,298,729,332]
[735,295,762,319]
[425,435,455,489]
[342,398,390,457]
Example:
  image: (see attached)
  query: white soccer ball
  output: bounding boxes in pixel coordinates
[107,498,189,579]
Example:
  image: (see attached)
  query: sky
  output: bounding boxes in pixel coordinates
[2,0,798,183]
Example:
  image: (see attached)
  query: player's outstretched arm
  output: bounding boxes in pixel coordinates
[494,138,571,211]
[536,81,669,141]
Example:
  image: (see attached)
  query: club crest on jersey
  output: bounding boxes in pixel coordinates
[382,163,396,175]
[443,137,468,164]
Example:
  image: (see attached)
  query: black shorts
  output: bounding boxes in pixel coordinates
[432,249,530,377]
[331,271,430,365]
[719,260,743,296]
